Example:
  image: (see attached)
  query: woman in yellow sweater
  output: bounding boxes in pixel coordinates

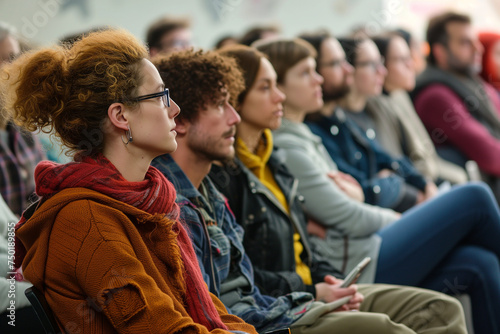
[0,29,256,334]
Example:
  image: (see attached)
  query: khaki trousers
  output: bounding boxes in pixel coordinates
[289,284,467,334]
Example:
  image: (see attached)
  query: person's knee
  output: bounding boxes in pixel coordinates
[441,246,500,295]
[461,182,495,205]
[460,246,500,276]
[293,312,413,334]
[475,247,499,267]
[358,313,413,333]
[343,313,412,333]
[429,294,465,321]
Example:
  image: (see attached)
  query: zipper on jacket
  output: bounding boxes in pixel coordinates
[287,178,314,266]
[253,178,314,266]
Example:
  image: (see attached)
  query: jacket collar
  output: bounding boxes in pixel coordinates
[273,118,323,145]
[236,129,274,173]
[152,154,226,215]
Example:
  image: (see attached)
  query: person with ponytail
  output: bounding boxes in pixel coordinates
[0,29,256,334]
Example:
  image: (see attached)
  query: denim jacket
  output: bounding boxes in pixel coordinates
[306,108,427,212]
[153,154,314,333]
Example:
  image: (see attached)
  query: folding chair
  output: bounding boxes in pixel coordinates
[25,286,62,334]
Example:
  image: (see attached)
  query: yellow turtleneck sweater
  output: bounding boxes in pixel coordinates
[236,129,312,285]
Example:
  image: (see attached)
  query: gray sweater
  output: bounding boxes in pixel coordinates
[273,118,399,283]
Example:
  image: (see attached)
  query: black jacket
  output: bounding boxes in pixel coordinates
[209,148,343,298]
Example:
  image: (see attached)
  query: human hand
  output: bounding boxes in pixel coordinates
[424,181,438,200]
[416,190,425,204]
[376,169,393,178]
[324,275,364,311]
[328,171,365,202]
[417,182,438,204]
[307,219,327,239]
[315,275,363,311]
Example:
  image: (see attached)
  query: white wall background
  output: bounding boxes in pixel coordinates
[0,0,385,48]
[393,0,500,41]
[0,0,499,48]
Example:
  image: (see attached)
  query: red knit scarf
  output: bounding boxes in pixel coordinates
[18,154,228,331]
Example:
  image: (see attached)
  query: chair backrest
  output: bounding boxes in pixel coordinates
[25,286,62,334]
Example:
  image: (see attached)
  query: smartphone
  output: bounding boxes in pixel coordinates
[340,257,371,288]
[263,328,290,334]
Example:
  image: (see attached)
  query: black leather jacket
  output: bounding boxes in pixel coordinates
[209,148,343,298]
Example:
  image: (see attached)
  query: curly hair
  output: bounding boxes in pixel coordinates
[152,49,245,122]
[0,29,148,157]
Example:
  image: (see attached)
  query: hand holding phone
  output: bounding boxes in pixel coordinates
[263,329,290,334]
[340,257,371,288]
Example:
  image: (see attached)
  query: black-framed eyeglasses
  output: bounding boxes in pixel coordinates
[159,39,192,51]
[133,88,170,107]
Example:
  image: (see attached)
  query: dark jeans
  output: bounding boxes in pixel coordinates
[375,182,500,334]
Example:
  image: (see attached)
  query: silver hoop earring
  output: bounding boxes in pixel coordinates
[121,126,133,145]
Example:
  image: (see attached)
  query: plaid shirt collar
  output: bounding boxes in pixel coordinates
[152,154,225,212]
[0,122,45,216]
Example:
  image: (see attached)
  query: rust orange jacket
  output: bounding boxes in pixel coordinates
[17,187,256,334]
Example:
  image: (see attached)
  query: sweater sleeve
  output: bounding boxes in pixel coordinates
[63,201,255,334]
[309,121,424,209]
[279,146,399,237]
[372,142,427,192]
[415,84,500,176]
[252,267,309,297]
[210,292,259,334]
[327,141,416,209]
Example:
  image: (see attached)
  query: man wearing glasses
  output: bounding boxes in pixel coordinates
[145,16,193,57]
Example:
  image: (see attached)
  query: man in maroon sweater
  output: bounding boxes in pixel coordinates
[412,11,500,203]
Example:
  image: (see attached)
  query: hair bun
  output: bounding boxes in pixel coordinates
[1,47,68,132]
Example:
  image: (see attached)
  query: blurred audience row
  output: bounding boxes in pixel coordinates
[2,9,500,334]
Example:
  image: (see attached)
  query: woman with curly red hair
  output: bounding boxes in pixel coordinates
[0,29,256,334]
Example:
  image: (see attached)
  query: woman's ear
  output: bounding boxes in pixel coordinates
[107,102,129,131]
